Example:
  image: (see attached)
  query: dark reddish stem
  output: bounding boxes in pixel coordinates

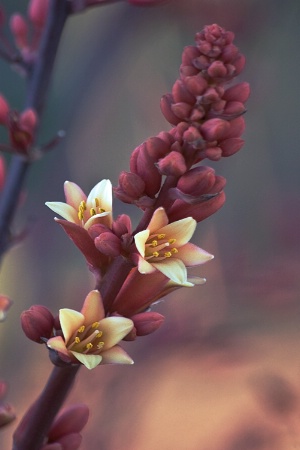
[12,365,80,450]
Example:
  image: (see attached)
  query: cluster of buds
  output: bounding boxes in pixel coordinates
[115,24,249,223]
[0,95,37,156]
[9,0,49,65]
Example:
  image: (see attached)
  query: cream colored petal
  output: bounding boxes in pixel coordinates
[177,243,214,266]
[187,276,206,285]
[59,309,84,343]
[45,201,78,223]
[100,345,134,365]
[152,258,188,285]
[137,256,156,274]
[99,317,133,350]
[47,336,70,358]
[86,179,112,212]
[84,211,112,230]
[71,351,102,370]
[64,181,87,209]
[134,230,150,257]
[158,217,196,246]
[80,290,105,324]
[147,207,169,234]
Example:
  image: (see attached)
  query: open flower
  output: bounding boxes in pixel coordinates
[134,207,213,286]
[47,290,134,370]
[46,179,112,230]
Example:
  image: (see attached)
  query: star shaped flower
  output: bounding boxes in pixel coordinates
[46,179,112,230]
[134,207,213,286]
[47,290,134,370]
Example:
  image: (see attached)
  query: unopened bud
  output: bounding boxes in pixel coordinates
[223,82,250,103]
[177,166,216,196]
[0,403,16,428]
[156,151,187,176]
[131,312,165,336]
[201,118,230,141]
[28,0,49,29]
[0,95,9,125]
[10,14,28,50]
[21,305,54,343]
[48,404,89,442]
[160,94,181,125]
[112,214,132,237]
[94,231,121,257]
[117,171,145,200]
[207,60,227,78]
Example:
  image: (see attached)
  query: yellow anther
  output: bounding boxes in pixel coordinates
[79,201,86,210]
[96,332,103,338]
[94,198,100,207]
[90,207,96,216]
[75,337,80,344]
[78,325,85,333]
[157,234,166,239]
[91,322,100,329]
[86,343,93,350]
[152,251,160,257]
[171,247,179,254]
[164,251,172,258]
[78,210,84,220]
[97,341,104,349]
[168,238,176,244]
[150,240,158,247]
[100,208,105,213]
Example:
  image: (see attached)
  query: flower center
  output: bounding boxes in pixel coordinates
[67,321,105,354]
[145,233,178,261]
[77,199,106,221]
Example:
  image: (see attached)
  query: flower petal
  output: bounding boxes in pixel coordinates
[64,181,87,209]
[59,309,84,343]
[71,351,102,370]
[177,243,214,266]
[84,211,112,230]
[137,256,156,274]
[80,290,105,324]
[47,336,70,358]
[98,317,133,350]
[45,201,78,223]
[134,230,150,257]
[147,207,169,234]
[87,180,112,212]
[152,258,188,285]
[158,217,196,246]
[100,345,134,365]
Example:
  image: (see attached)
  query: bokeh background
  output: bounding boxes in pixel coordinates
[1,0,300,448]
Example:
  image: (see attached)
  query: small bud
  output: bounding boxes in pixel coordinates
[177,166,216,196]
[172,79,195,104]
[117,171,146,201]
[112,214,132,237]
[131,312,165,336]
[28,0,49,29]
[156,151,187,176]
[223,82,250,103]
[220,137,244,157]
[184,74,207,96]
[10,14,28,50]
[94,231,121,257]
[200,118,230,141]
[48,404,89,442]
[0,402,16,428]
[0,95,9,125]
[160,94,181,125]
[207,60,227,78]
[21,305,54,343]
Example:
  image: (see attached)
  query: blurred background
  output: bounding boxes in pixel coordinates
[1,0,300,448]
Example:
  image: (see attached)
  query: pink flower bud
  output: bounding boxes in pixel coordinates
[131,312,165,336]
[94,231,121,257]
[220,137,244,156]
[184,74,207,96]
[0,95,9,125]
[222,116,245,139]
[130,144,162,197]
[28,0,49,29]
[172,79,195,104]
[20,108,38,132]
[48,404,89,442]
[10,14,28,50]
[177,166,216,196]
[160,94,181,125]
[116,171,146,201]
[156,151,187,176]
[204,146,223,161]
[171,102,192,120]
[112,214,132,237]
[201,118,230,141]
[168,191,226,223]
[207,60,227,78]
[223,82,250,103]
[21,305,54,343]
[181,45,200,66]
[223,101,246,118]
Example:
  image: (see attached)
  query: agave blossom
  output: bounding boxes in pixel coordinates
[47,290,134,370]
[46,179,112,230]
[134,207,213,286]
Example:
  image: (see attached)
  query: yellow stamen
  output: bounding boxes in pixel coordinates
[79,201,86,210]
[78,210,84,220]
[90,207,96,216]
[97,341,104,349]
[157,234,166,239]
[100,208,105,213]
[168,238,176,244]
[171,248,179,254]
[150,240,158,247]
[164,251,172,258]
[91,322,100,328]
[78,325,85,333]
[86,343,93,350]
[152,251,160,257]
[96,332,103,338]
[94,198,100,207]
[75,337,80,344]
